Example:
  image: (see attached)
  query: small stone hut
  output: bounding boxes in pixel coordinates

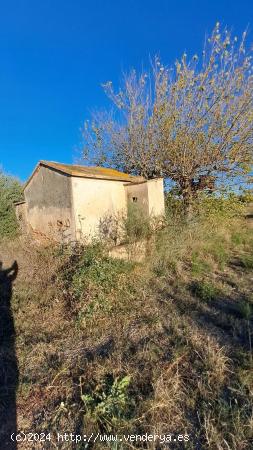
[15,161,165,242]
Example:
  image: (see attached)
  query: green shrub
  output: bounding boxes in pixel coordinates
[191,280,219,302]
[240,254,253,270]
[206,239,229,270]
[191,252,211,276]
[70,243,135,298]
[0,171,23,238]
[81,374,132,431]
[124,203,151,243]
[239,189,253,203]
[165,192,185,219]
[237,301,252,320]
[197,194,245,220]
[231,232,246,246]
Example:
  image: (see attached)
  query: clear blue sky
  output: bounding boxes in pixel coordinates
[0,0,253,181]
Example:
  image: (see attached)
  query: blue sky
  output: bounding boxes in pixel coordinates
[0,0,253,181]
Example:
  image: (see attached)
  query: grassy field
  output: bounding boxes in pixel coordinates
[0,206,253,449]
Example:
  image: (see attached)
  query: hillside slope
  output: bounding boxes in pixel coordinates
[0,217,252,449]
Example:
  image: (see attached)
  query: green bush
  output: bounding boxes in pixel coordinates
[240,254,253,270]
[210,242,229,270]
[231,232,246,246]
[237,301,252,320]
[165,191,246,223]
[197,193,245,220]
[81,374,132,431]
[191,280,219,302]
[0,171,23,238]
[191,252,211,276]
[70,243,134,298]
[239,189,253,203]
[124,203,152,243]
[165,192,185,219]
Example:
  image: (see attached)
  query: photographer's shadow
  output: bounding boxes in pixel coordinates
[0,261,19,450]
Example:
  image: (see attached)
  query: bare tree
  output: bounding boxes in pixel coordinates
[82,24,253,215]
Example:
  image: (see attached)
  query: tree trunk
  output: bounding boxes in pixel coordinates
[181,179,194,220]
[183,195,194,219]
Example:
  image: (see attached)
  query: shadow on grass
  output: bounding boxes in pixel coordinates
[158,281,252,355]
[0,261,19,450]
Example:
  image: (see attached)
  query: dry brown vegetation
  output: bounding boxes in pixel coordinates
[0,200,253,449]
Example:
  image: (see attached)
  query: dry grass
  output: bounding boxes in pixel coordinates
[0,213,252,449]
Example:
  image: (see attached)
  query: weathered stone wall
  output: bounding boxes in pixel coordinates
[71,177,127,241]
[15,202,28,234]
[124,178,165,218]
[124,182,149,216]
[24,166,75,242]
[146,178,165,216]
